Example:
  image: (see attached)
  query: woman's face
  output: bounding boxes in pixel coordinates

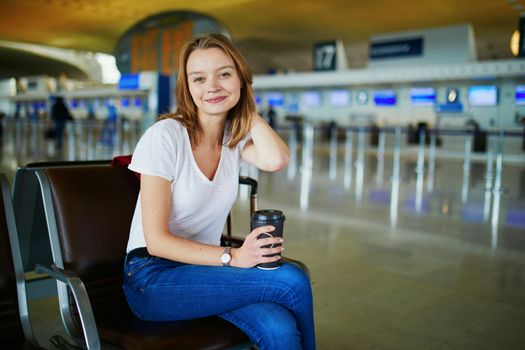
[186,48,241,120]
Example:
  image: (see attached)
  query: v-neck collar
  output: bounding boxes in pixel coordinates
[184,128,225,184]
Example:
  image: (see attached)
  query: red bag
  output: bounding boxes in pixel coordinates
[111,155,140,180]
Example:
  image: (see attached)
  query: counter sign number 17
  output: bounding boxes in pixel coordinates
[314,42,336,71]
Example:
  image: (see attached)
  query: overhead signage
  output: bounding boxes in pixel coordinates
[368,24,476,67]
[114,11,228,75]
[313,40,348,71]
[369,38,423,60]
[314,41,337,71]
[435,103,463,113]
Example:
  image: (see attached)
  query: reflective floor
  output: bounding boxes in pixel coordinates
[2,122,525,349]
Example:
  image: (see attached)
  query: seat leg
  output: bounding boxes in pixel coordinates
[49,335,83,350]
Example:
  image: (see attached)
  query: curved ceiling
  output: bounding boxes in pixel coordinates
[0,46,88,80]
[0,0,521,76]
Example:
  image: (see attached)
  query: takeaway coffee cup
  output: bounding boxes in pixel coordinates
[251,209,286,270]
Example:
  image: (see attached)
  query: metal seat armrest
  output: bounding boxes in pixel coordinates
[239,176,258,214]
[34,264,101,350]
[226,176,259,238]
[238,176,258,196]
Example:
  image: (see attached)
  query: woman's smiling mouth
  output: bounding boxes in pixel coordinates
[206,96,227,104]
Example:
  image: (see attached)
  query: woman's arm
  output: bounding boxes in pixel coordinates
[140,174,283,267]
[241,114,290,172]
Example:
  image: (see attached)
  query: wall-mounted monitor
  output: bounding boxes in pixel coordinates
[118,73,140,90]
[133,97,142,107]
[515,85,525,105]
[285,93,299,113]
[467,85,498,106]
[265,92,285,107]
[373,90,397,106]
[410,87,436,106]
[121,97,130,107]
[255,94,262,106]
[328,90,351,107]
[300,91,322,108]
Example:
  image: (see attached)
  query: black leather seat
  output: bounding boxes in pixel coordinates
[0,174,43,349]
[34,165,251,350]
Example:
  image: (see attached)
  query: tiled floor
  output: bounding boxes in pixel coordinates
[2,123,525,349]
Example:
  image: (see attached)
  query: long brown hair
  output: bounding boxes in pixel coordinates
[161,33,255,149]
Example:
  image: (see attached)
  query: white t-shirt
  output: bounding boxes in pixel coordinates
[126,118,250,253]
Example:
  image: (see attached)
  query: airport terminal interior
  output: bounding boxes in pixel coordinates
[1,1,525,349]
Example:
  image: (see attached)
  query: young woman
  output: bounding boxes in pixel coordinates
[123,34,315,350]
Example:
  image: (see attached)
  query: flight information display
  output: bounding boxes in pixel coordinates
[265,92,285,107]
[300,91,322,108]
[467,86,498,106]
[328,90,351,107]
[373,90,397,106]
[410,87,436,106]
[515,85,525,105]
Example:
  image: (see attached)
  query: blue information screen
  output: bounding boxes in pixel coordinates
[118,74,140,90]
[266,92,285,107]
[515,85,525,105]
[410,87,436,106]
[374,90,397,106]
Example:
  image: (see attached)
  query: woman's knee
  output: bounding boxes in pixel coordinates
[277,263,312,294]
[251,303,301,350]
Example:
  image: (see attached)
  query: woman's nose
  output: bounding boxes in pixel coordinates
[206,77,220,93]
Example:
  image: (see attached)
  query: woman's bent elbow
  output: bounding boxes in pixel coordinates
[144,236,166,257]
[267,154,289,172]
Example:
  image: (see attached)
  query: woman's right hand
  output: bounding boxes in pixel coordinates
[231,225,284,268]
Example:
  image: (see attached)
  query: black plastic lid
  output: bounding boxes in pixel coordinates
[252,209,286,223]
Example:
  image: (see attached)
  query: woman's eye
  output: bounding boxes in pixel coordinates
[220,72,231,78]
[193,77,204,83]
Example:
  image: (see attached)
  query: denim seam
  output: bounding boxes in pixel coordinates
[124,257,158,294]
[146,281,297,306]
[219,310,262,348]
[125,256,155,276]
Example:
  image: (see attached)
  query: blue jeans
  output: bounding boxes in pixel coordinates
[123,253,316,350]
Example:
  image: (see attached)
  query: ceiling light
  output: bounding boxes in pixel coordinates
[510,29,520,56]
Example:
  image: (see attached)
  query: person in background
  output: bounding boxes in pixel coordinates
[266,104,277,129]
[50,96,72,148]
[123,34,316,350]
